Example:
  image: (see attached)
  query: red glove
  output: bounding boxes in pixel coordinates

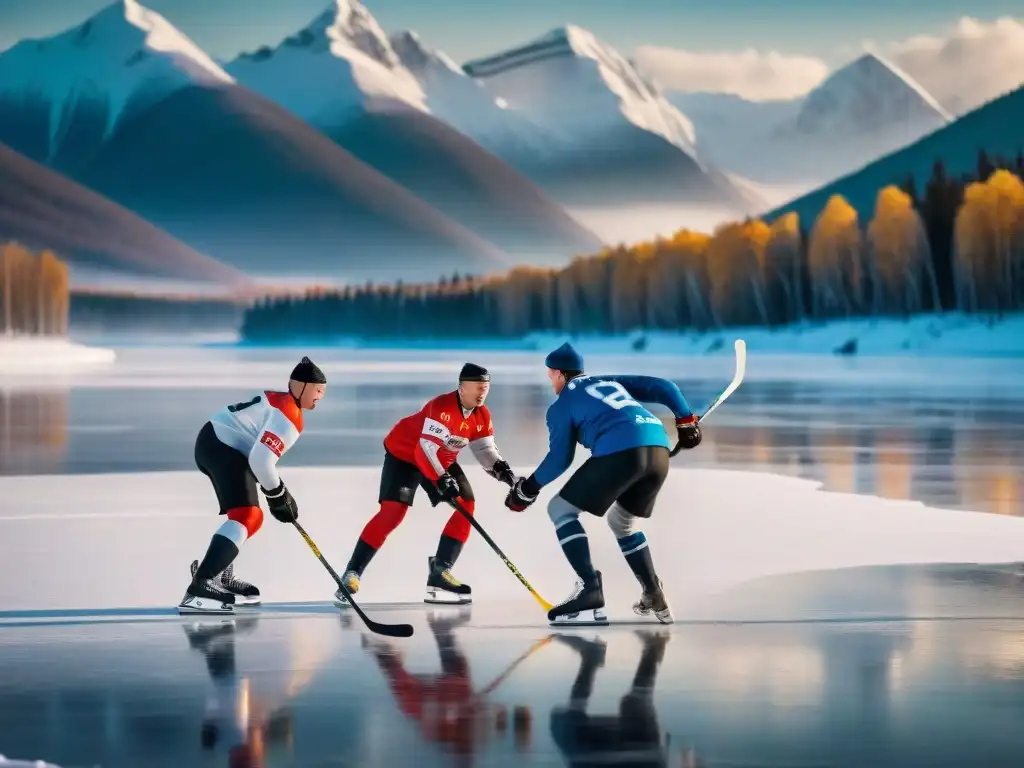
[670,414,701,456]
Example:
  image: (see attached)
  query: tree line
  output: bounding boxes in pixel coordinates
[0,242,70,336]
[70,291,245,334]
[241,151,1024,342]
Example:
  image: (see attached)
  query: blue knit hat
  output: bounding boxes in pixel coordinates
[545,342,584,372]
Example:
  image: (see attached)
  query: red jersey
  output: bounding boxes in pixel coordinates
[384,391,501,481]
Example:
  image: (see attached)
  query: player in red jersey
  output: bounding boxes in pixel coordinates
[338,363,516,605]
[178,357,327,614]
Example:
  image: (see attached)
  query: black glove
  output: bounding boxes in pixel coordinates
[262,480,298,522]
[670,414,702,456]
[487,459,516,487]
[505,476,540,512]
[435,472,461,503]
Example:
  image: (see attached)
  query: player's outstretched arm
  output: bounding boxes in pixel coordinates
[249,408,301,522]
[505,403,575,512]
[602,374,701,454]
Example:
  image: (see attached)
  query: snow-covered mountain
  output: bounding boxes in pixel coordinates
[227,0,425,125]
[226,1,603,262]
[0,0,232,168]
[0,0,525,281]
[764,84,1024,228]
[666,53,952,189]
[788,52,950,141]
[462,25,758,211]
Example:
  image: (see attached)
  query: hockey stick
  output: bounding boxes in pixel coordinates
[291,520,414,638]
[449,497,554,612]
[697,338,746,424]
[480,634,555,695]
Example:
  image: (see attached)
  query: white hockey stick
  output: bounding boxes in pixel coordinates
[697,339,746,424]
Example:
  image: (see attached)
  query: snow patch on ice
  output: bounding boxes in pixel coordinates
[0,337,116,373]
[2,465,1023,614]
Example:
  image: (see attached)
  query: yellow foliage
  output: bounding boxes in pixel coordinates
[866,185,934,314]
[0,242,70,334]
[807,194,864,317]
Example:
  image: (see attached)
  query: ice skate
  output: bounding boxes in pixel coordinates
[334,569,361,608]
[191,560,260,607]
[178,574,235,615]
[548,572,608,626]
[633,578,674,624]
[425,556,472,605]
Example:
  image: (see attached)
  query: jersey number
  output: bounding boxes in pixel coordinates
[585,381,640,410]
[227,395,261,413]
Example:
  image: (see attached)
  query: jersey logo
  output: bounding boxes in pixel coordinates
[476,424,483,432]
[260,431,285,457]
[446,436,469,450]
[460,421,469,431]
[439,412,451,423]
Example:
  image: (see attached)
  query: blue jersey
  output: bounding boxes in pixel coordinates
[532,374,694,487]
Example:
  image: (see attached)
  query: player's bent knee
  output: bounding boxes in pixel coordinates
[607,502,637,538]
[548,495,581,528]
[226,505,264,538]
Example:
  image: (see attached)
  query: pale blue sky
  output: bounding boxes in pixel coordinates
[0,0,1014,64]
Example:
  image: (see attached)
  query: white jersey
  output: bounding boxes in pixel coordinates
[209,390,303,491]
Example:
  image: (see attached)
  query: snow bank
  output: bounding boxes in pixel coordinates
[0,337,115,373]
[528,312,1024,358]
[2,465,1023,616]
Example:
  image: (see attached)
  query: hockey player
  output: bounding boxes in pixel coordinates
[338,363,516,605]
[503,343,701,625]
[178,356,328,614]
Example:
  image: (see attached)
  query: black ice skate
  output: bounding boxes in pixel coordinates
[425,556,472,605]
[191,560,261,607]
[548,572,608,626]
[632,578,673,624]
[178,572,235,615]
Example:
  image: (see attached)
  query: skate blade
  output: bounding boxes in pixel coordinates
[550,608,608,626]
[424,588,472,605]
[633,603,674,625]
[177,596,234,615]
[232,595,261,607]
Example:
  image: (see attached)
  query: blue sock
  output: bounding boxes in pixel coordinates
[618,532,657,591]
[556,519,597,584]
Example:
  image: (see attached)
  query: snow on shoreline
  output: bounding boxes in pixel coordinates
[0,336,116,373]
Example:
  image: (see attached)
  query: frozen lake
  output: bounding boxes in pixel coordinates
[3,344,1024,765]
[1,344,1022,515]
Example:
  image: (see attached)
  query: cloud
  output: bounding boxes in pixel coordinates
[633,46,829,101]
[887,17,1024,113]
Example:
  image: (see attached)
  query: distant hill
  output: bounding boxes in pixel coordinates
[763,85,1024,225]
[0,143,248,286]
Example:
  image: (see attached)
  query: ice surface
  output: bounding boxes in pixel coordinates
[2,465,1023,615]
[0,337,115,373]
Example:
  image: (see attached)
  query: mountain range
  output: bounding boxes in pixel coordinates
[0,0,1017,288]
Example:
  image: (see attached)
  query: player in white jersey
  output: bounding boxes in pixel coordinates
[178,356,328,614]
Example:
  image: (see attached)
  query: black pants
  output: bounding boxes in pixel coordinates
[377,449,475,507]
[559,445,670,519]
[195,421,260,513]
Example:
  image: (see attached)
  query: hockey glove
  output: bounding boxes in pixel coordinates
[263,481,298,523]
[487,459,517,487]
[670,414,702,456]
[504,476,540,512]
[435,472,461,503]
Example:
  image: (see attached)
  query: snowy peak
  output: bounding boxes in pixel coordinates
[794,51,951,136]
[228,0,425,121]
[462,25,696,155]
[389,30,461,75]
[0,0,231,152]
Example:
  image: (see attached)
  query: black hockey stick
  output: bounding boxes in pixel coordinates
[448,495,554,612]
[292,520,414,638]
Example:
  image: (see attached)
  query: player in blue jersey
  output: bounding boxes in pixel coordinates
[503,342,702,625]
